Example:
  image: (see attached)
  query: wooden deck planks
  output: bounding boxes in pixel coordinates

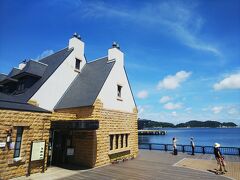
[13,150,239,180]
[61,150,231,180]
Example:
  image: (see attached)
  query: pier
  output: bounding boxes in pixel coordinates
[138,129,167,135]
[13,150,240,180]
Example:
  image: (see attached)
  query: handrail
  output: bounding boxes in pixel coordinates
[139,143,240,156]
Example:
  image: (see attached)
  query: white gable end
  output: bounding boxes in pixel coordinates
[97,59,136,113]
[30,35,87,110]
[30,52,84,110]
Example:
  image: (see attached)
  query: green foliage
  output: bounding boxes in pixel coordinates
[138,119,175,129]
[138,119,237,129]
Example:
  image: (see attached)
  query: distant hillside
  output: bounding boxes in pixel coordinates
[175,120,237,128]
[138,119,237,129]
[138,119,175,129]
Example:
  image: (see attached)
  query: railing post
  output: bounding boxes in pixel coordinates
[164,144,167,151]
[238,148,240,156]
[149,144,152,150]
[182,145,185,153]
[202,146,205,154]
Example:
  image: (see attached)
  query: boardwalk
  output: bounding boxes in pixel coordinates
[13,150,240,180]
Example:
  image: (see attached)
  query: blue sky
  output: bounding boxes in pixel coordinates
[0,0,240,124]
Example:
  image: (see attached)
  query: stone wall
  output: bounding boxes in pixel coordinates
[0,99,138,179]
[0,110,51,180]
[70,131,97,167]
[97,107,138,166]
[56,99,138,167]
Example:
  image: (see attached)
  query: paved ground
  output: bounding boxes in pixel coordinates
[13,150,240,180]
[175,158,240,180]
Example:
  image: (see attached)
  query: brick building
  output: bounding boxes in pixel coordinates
[0,34,138,179]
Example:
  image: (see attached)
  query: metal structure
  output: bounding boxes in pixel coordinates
[139,143,240,156]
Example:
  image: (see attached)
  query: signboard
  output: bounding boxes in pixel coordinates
[9,142,15,149]
[0,142,6,148]
[67,148,74,156]
[31,141,45,161]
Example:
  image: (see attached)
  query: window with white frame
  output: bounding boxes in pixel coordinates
[13,127,24,158]
[109,133,129,151]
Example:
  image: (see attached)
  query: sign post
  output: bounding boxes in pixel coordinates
[27,140,46,176]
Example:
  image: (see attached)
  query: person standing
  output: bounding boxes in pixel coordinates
[214,143,227,174]
[172,137,177,155]
[190,137,195,155]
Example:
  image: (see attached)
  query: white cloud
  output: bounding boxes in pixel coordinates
[171,111,177,117]
[36,50,54,60]
[164,102,182,110]
[75,1,221,56]
[159,96,171,103]
[227,106,240,115]
[137,90,148,99]
[211,106,223,114]
[185,107,192,112]
[213,73,240,90]
[157,71,191,90]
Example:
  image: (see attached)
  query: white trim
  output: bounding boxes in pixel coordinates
[29,59,48,66]
[172,158,186,167]
[88,56,108,64]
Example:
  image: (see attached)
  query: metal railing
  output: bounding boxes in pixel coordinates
[139,143,240,156]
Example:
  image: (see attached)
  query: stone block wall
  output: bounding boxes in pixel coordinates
[56,99,138,167]
[70,131,97,167]
[97,107,138,166]
[0,99,138,179]
[0,110,51,180]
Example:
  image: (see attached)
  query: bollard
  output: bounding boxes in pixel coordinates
[182,145,185,153]
[202,146,205,154]
[149,144,152,150]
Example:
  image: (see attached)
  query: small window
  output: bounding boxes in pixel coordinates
[110,135,114,150]
[115,134,119,149]
[14,127,24,158]
[125,134,129,147]
[117,85,122,98]
[17,79,25,91]
[75,59,81,70]
[121,134,124,148]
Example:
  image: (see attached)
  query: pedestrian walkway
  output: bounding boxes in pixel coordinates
[12,150,240,180]
[174,157,240,180]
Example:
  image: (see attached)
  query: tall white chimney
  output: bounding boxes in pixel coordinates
[108,42,124,67]
[69,33,86,62]
[18,60,27,70]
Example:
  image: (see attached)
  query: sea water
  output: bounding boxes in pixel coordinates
[138,128,240,147]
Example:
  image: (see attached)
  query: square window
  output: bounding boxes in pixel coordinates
[15,142,21,149]
[14,150,20,158]
[75,59,81,70]
[16,136,22,141]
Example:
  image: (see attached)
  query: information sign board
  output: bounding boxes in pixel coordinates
[31,141,45,161]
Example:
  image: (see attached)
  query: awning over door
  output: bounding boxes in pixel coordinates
[51,120,99,130]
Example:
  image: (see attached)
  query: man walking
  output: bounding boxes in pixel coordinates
[190,137,195,155]
[214,143,227,174]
